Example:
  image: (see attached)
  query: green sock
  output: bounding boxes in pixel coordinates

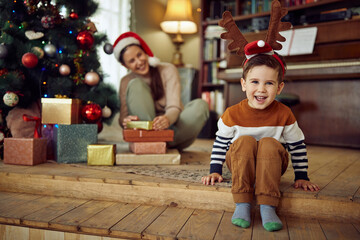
[231,203,251,228]
[260,205,282,232]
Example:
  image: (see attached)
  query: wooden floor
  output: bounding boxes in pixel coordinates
[0,139,360,239]
[0,191,359,240]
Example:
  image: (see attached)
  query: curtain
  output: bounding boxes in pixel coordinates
[93,0,132,92]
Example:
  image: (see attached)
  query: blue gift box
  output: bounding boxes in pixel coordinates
[54,124,97,163]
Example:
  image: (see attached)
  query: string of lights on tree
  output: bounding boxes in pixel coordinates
[0,0,119,142]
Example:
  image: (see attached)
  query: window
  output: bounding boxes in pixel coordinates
[92,0,132,92]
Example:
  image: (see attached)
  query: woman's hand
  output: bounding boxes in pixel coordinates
[123,115,139,128]
[152,115,170,130]
[294,179,320,192]
[201,173,223,185]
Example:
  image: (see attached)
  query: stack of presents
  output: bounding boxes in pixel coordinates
[3,98,180,167]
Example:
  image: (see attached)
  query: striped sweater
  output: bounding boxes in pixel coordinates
[210,99,309,181]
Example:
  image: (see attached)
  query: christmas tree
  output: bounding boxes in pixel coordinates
[0,0,119,147]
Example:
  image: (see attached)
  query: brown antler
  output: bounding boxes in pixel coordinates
[218,11,248,56]
[265,0,292,51]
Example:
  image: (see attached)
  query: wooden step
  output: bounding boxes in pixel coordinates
[0,191,359,240]
[0,140,359,223]
[0,158,359,223]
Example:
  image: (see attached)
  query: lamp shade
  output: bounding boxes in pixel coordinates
[160,0,197,34]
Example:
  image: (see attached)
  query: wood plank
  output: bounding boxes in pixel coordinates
[0,191,21,204]
[0,224,29,240]
[320,221,360,240]
[278,197,360,222]
[80,202,140,236]
[177,209,223,240]
[214,211,252,240]
[142,207,194,240]
[286,217,326,240]
[110,205,167,239]
[279,146,340,193]
[283,150,357,199]
[252,211,289,240]
[0,174,235,212]
[22,197,88,229]
[49,200,114,232]
[0,195,79,225]
[0,193,43,224]
[317,159,360,201]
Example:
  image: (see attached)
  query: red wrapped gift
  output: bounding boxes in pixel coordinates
[123,129,174,142]
[4,138,47,165]
[129,142,166,154]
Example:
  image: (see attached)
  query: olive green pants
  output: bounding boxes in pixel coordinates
[126,78,209,150]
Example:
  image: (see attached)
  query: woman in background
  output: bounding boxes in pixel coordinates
[113,32,209,150]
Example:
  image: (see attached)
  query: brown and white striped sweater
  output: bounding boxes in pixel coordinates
[210,99,309,181]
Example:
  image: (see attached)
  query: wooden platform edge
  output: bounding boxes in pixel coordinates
[0,173,359,221]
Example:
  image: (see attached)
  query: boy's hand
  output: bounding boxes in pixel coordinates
[294,179,320,192]
[201,173,223,185]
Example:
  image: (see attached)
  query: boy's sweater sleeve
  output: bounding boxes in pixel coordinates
[284,121,310,181]
[210,117,233,175]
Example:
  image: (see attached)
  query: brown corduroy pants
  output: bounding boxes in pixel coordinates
[225,136,289,207]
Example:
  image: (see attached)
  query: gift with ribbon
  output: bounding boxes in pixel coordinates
[4,114,47,166]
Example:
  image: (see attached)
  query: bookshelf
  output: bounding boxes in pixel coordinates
[198,0,360,146]
[198,0,360,110]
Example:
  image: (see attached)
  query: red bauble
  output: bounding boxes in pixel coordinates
[81,102,102,123]
[76,31,94,49]
[22,52,38,68]
[69,12,78,19]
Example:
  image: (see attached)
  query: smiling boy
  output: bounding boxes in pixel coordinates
[201,40,319,232]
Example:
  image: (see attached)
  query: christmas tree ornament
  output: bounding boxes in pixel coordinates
[102,105,112,118]
[44,43,57,57]
[84,71,100,86]
[81,102,102,123]
[0,44,8,59]
[25,30,44,40]
[3,92,19,107]
[31,46,44,59]
[41,15,55,29]
[59,64,71,76]
[22,52,38,68]
[103,43,113,54]
[76,31,94,49]
[85,20,97,34]
[69,11,79,20]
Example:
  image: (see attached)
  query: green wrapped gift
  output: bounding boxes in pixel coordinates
[54,124,97,163]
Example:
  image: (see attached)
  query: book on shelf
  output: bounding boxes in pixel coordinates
[208,0,236,20]
[201,90,225,118]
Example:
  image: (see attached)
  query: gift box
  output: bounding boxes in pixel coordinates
[87,144,116,165]
[126,121,153,130]
[123,129,174,142]
[129,142,166,154]
[41,98,82,125]
[4,138,47,166]
[54,124,97,163]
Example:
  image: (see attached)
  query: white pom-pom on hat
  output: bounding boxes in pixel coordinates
[257,40,265,47]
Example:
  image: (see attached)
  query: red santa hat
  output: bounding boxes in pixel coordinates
[244,40,285,76]
[113,31,159,67]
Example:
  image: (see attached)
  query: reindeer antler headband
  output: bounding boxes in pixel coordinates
[218,0,291,76]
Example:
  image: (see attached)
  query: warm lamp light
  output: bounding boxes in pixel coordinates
[160,0,197,67]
